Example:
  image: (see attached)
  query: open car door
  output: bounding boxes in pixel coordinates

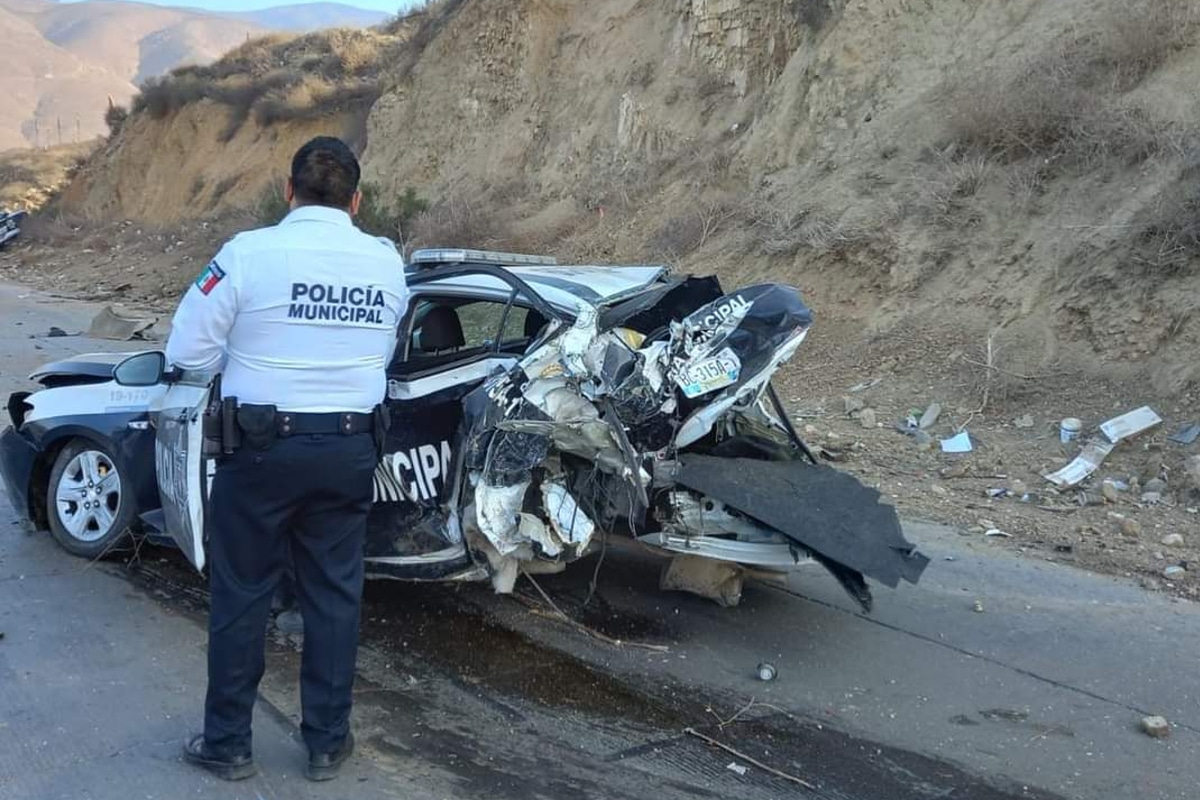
[363,264,564,580]
[148,375,213,571]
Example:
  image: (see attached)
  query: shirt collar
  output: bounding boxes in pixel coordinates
[280,205,353,227]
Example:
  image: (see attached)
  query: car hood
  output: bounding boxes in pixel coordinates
[29,352,133,385]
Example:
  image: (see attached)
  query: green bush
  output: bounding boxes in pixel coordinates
[355,184,430,241]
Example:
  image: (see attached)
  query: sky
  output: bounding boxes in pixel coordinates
[63,0,421,12]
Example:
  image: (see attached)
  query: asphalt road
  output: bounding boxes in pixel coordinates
[1,285,1195,799]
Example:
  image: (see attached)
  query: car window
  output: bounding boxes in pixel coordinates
[457,301,530,346]
[393,297,538,376]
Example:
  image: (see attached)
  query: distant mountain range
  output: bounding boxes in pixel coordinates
[0,0,390,151]
[227,3,389,32]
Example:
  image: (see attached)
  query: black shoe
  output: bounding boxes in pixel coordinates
[182,734,257,781]
[306,731,354,782]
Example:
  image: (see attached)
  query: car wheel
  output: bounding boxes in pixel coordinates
[46,439,134,559]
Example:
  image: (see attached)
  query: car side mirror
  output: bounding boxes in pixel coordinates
[113,352,169,387]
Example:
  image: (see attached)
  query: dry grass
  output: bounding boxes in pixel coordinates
[647,198,737,262]
[742,191,890,259]
[253,77,381,126]
[0,143,96,210]
[1086,0,1200,91]
[946,1,1197,169]
[1134,163,1200,276]
[130,27,409,141]
[907,150,994,226]
[406,191,504,251]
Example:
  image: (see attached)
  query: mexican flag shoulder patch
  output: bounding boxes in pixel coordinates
[195,261,226,295]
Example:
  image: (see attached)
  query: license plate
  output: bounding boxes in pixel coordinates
[677,349,741,398]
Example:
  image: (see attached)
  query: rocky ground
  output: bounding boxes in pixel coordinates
[775,316,1200,600]
[2,224,1198,601]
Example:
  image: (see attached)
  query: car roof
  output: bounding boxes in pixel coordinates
[415,265,669,311]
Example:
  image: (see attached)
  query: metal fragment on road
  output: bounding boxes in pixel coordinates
[756,662,777,681]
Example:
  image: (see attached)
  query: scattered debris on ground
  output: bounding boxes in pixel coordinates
[88,305,160,341]
[1140,716,1171,739]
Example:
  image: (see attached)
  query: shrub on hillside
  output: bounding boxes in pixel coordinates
[354,184,429,241]
[104,103,128,138]
[252,78,382,127]
[1135,166,1200,275]
[255,182,290,225]
[0,164,38,187]
[946,0,1196,168]
[407,192,500,250]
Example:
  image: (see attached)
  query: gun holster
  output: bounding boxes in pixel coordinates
[237,404,278,451]
[202,377,242,457]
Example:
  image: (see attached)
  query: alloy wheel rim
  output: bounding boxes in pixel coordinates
[55,450,122,543]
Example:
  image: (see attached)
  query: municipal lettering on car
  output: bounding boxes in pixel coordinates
[374,440,453,503]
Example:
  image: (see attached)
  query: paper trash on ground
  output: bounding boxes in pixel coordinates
[1099,406,1162,444]
[1044,440,1116,487]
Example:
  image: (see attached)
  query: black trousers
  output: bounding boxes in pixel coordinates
[203,431,376,756]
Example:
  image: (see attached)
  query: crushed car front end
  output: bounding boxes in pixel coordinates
[455,273,929,610]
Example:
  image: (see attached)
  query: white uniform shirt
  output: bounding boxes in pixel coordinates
[165,205,408,413]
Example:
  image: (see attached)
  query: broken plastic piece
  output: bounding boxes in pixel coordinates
[474,481,530,556]
[1168,423,1200,445]
[541,482,595,552]
[919,403,942,430]
[1099,406,1162,443]
[1044,440,1116,487]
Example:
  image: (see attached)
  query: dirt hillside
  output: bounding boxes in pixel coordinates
[56,0,1200,393]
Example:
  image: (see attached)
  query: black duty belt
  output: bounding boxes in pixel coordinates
[276,411,375,437]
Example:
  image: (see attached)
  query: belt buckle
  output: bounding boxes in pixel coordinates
[279,413,293,437]
[342,413,354,434]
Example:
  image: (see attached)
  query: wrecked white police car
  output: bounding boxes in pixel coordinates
[1,249,927,609]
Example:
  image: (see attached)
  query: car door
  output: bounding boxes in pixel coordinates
[363,269,562,579]
[149,375,213,571]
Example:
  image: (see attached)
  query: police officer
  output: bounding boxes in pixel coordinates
[166,136,408,782]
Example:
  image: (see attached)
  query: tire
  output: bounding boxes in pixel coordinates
[46,439,135,559]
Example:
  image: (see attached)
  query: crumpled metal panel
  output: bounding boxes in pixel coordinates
[672,455,929,589]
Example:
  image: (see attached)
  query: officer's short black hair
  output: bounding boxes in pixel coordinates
[290,136,361,209]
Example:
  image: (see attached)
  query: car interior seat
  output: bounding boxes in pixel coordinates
[417,305,465,354]
[523,309,548,340]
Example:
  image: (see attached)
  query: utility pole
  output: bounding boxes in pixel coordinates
[57,117,63,147]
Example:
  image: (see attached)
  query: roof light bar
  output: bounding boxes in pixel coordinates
[409,248,558,268]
